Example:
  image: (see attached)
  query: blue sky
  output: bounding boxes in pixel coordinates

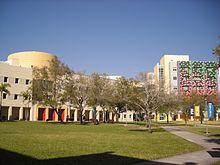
[0,0,220,77]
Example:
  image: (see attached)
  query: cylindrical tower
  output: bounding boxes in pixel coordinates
[7,51,56,68]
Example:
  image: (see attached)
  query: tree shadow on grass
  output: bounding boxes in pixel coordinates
[204,138,220,145]
[129,128,166,133]
[211,134,220,138]
[0,148,180,165]
[207,148,220,158]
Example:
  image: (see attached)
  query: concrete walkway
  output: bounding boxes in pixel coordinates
[134,126,220,165]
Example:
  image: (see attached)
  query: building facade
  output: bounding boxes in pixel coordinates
[0,62,32,120]
[154,55,189,93]
[0,51,129,123]
[178,61,218,95]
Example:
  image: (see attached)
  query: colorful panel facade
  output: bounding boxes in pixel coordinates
[178,61,217,95]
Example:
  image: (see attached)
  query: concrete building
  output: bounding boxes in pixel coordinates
[154,55,189,93]
[118,110,135,122]
[169,61,179,94]
[0,51,68,122]
[178,61,218,95]
[0,62,32,120]
[0,51,126,123]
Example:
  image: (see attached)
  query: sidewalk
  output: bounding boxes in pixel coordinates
[133,126,220,165]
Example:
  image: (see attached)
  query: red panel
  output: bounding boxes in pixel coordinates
[42,109,46,121]
[61,110,64,121]
[52,110,55,121]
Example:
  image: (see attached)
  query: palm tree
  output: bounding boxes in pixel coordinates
[213,39,220,66]
[0,83,11,121]
[20,88,32,120]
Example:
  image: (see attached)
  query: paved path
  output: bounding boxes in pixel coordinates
[134,126,220,165]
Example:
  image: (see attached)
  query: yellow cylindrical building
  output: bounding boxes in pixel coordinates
[7,51,56,68]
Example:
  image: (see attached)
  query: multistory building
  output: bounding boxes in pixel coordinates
[178,61,217,95]
[154,55,189,93]
[0,62,32,120]
[0,51,121,122]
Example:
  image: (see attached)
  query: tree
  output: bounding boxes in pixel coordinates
[32,56,71,122]
[87,73,113,123]
[0,83,11,120]
[213,38,220,65]
[20,87,32,120]
[158,93,178,123]
[126,76,160,133]
[110,77,134,123]
[63,72,89,124]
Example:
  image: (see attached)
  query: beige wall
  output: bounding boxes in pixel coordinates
[153,63,159,85]
[160,55,189,93]
[7,51,56,68]
[0,62,32,107]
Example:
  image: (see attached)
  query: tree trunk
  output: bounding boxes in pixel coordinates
[93,106,97,125]
[145,117,148,129]
[103,111,106,123]
[166,113,169,124]
[80,109,83,124]
[55,108,63,123]
[146,111,152,133]
[155,111,158,123]
[200,110,203,124]
[148,118,152,133]
[184,113,187,126]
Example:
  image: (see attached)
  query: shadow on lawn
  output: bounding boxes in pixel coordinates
[0,148,182,165]
[205,138,220,145]
[212,134,220,138]
[129,128,166,133]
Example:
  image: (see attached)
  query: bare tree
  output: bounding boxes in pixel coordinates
[32,56,71,122]
[158,92,179,123]
[63,72,89,124]
[126,74,160,133]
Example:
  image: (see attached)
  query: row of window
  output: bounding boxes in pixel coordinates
[2,76,30,85]
[3,93,20,100]
[119,114,132,119]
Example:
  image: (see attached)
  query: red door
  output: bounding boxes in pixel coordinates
[52,110,55,121]
[61,110,65,121]
[38,108,46,121]
[42,109,46,121]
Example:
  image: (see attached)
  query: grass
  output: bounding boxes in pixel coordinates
[0,121,203,165]
[181,125,220,140]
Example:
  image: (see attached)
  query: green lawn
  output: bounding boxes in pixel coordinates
[182,125,220,140]
[0,122,202,165]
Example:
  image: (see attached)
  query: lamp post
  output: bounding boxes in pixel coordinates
[204,97,208,135]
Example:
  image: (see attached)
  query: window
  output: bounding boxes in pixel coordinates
[3,93,7,99]
[14,94,18,100]
[173,68,177,71]
[160,114,165,120]
[129,114,132,118]
[173,87,177,90]
[124,114,126,118]
[15,78,19,84]
[4,77,8,82]
[26,79,29,85]
[173,77,177,80]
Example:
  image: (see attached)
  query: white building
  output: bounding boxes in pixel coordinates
[0,61,32,120]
